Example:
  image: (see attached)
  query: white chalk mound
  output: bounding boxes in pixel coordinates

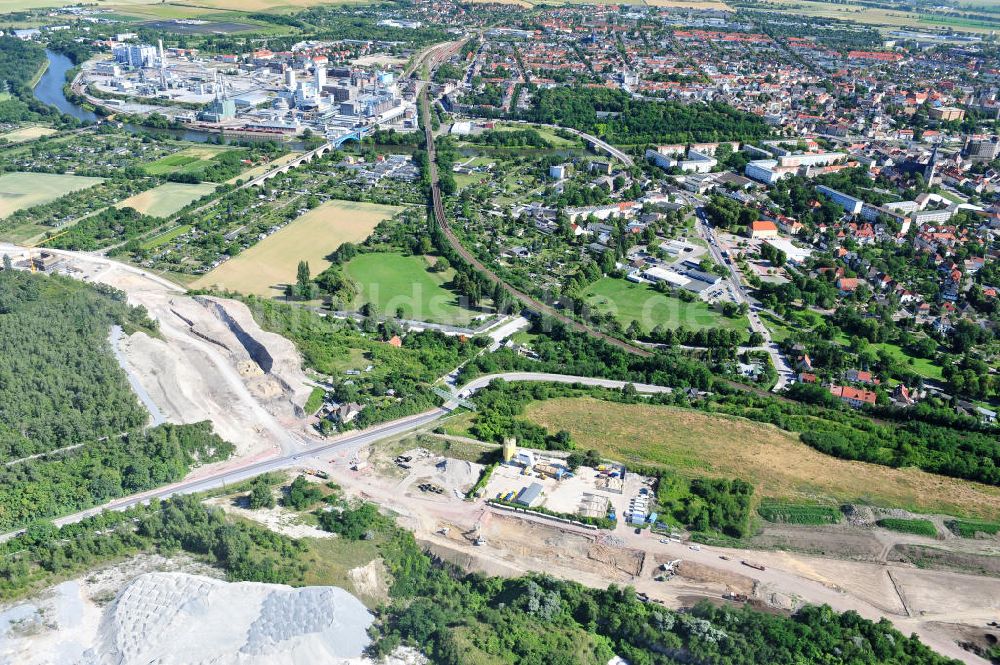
[86,572,374,665]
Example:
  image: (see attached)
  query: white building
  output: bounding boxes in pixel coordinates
[646,147,717,174]
[745,152,847,185]
[113,44,157,69]
[815,185,863,215]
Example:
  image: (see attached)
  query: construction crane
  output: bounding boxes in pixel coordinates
[20,228,72,272]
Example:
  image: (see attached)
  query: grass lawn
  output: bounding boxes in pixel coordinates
[298,536,385,608]
[0,172,103,220]
[454,172,485,190]
[582,277,747,333]
[192,199,399,298]
[492,122,581,148]
[760,312,794,343]
[873,341,943,380]
[140,224,192,250]
[522,397,1000,519]
[142,145,238,176]
[0,125,57,144]
[116,182,217,218]
[344,252,482,325]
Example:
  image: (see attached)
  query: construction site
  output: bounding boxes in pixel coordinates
[1,243,998,664]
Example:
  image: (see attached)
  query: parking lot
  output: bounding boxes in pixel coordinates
[484,456,652,531]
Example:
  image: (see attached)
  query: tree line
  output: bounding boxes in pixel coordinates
[520,87,772,145]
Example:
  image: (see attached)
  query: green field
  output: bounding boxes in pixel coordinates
[142,145,238,177]
[491,122,582,148]
[758,501,843,525]
[140,224,192,250]
[116,182,217,218]
[522,397,1000,519]
[0,172,103,220]
[946,519,1000,538]
[344,252,482,325]
[872,341,943,380]
[875,518,939,537]
[582,277,747,333]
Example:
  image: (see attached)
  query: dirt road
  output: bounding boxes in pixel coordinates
[316,443,997,665]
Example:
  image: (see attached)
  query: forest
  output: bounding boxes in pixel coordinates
[521,87,772,145]
[0,37,74,125]
[0,271,233,531]
[0,270,151,460]
[0,421,232,532]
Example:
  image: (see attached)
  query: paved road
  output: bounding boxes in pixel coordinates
[0,369,673,542]
[0,409,447,543]
[456,372,672,397]
[693,209,794,391]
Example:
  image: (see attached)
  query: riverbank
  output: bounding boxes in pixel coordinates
[28,58,49,89]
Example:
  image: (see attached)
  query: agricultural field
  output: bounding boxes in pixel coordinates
[192,199,399,298]
[142,145,238,177]
[0,172,102,220]
[748,0,1000,33]
[0,125,57,144]
[0,0,159,11]
[344,252,482,325]
[581,277,747,333]
[116,182,217,218]
[522,397,1000,519]
[164,0,370,10]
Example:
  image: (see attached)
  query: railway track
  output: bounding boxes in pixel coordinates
[419,89,653,359]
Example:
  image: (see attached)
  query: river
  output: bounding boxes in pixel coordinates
[33,49,98,122]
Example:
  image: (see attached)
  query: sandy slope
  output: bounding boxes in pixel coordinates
[0,245,315,460]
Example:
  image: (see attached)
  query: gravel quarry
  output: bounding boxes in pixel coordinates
[1,568,390,665]
[0,246,316,461]
[89,573,374,665]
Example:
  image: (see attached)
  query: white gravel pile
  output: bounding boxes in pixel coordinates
[435,458,482,491]
[86,572,374,665]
